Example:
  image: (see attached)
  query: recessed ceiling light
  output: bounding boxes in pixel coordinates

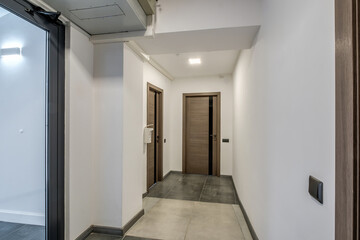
[189,58,201,65]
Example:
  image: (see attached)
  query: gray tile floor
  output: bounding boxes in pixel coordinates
[126,198,253,240]
[85,233,122,240]
[147,172,239,204]
[86,173,252,240]
[123,236,159,240]
[85,233,157,240]
[0,221,45,240]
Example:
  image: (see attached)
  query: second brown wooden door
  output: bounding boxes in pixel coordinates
[183,93,220,176]
[147,83,163,190]
[147,90,157,189]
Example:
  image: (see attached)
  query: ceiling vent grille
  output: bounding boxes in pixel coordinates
[70,4,125,20]
[41,0,147,35]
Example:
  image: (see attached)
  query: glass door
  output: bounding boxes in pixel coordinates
[0,5,47,240]
[0,1,64,239]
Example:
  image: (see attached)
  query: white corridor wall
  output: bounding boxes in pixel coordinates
[122,45,144,225]
[232,0,335,239]
[93,42,124,228]
[65,25,95,240]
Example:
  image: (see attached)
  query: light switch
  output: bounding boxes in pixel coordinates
[308,176,323,204]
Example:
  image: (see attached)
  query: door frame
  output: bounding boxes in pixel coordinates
[182,92,221,177]
[147,82,163,190]
[335,0,360,239]
[0,1,65,239]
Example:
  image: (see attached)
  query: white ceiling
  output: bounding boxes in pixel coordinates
[135,25,258,79]
[135,26,259,55]
[151,50,239,79]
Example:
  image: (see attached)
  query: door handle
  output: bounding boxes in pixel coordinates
[210,134,217,141]
[156,136,160,143]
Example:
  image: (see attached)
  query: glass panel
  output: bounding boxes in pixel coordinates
[0,5,47,240]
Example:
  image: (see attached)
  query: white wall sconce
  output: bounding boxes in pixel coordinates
[1,47,22,59]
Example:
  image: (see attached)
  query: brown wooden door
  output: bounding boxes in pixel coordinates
[184,94,220,175]
[147,83,164,190]
[147,90,156,189]
[185,96,209,174]
[335,0,360,238]
[211,96,218,175]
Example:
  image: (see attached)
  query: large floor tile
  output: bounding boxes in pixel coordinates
[143,197,161,213]
[123,236,160,240]
[187,202,244,240]
[147,173,239,204]
[126,212,190,240]
[165,182,203,201]
[148,199,194,218]
[132,194,253,240]
[163,172,183,182]
[146,174,184,199]
[2,224,45,240]
[85,233,122,240]
[147,183,173,198]
[200,184,237,204]
[192,202,239,223]
[185,210,245,240]
[0,221,23,238]
[127,199,193,240]
[180,174,207,185]
[205,175,233,187]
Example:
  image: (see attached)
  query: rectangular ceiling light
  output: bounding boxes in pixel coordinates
[1,47,21,57]
[189,58,201,65]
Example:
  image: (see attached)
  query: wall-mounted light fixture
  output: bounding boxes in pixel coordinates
[0,47,22,58]
[188,58,201,65]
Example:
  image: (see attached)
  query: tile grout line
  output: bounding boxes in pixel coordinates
[198,176,208,201]
[182,213,193,240]
[183,201,197,240]
[163,175,181,199]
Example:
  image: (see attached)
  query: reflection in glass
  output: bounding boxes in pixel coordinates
[0,5,47,240]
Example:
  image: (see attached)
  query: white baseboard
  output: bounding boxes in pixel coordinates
[0,209,45,226]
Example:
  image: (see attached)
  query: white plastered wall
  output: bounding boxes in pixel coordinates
[232,0,335,239]
[65,25,95,240]
[92,42,124,228]
[65,38,168,238]
[122,45,145,225]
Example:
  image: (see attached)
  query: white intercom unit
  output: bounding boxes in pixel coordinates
[144,125,154,144]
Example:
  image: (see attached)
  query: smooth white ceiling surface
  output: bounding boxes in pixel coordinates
[151,50,239,78]
[0,7,9,18]
[42,0,146,35]
[155,0,261,34]
[135,26,259,55]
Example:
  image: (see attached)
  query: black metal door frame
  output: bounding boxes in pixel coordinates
[0,1,65,239]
